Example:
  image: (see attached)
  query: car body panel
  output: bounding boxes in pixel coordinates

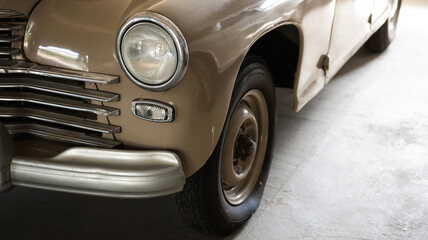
[13,0,392,177]
[22,0,336,176]
[326,0,390,81]
[0,0,39,17]
[326,0,374,80]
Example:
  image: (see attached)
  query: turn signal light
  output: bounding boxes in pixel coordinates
[132,100,174,123]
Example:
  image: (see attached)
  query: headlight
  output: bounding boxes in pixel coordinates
[117,12,189,91]
[121,23,177,85]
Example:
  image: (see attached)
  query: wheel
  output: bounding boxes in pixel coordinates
[365,0,402,52]
[175,56,276,235]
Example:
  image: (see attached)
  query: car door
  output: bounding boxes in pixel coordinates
[326,0,374,81]
[293,0,336,111]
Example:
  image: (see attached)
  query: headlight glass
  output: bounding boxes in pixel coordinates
[121,23,178,85]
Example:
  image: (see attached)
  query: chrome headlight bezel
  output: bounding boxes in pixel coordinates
[117,12,189,92]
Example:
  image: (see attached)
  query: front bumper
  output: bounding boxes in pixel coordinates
[2,146,185,198]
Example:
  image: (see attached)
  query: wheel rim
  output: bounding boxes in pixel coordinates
[388,0,399,34]
[221,90,269,205]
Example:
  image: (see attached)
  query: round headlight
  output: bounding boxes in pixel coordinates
[121,23,177,85]
[117,12,189,91]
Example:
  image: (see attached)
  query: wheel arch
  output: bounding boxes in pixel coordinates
[185,23,305,178]
[243,23,303,92]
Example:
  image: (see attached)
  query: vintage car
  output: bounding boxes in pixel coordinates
[0,0,400,235]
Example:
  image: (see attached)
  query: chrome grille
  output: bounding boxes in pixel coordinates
[0,61,122,148]
[0,21,25,61]
[0,19,121,148]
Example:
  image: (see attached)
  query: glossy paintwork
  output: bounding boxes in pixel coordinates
[16,0,391,176]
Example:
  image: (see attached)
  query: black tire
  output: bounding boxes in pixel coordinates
[175,56,276,235]
[365,0,402,52]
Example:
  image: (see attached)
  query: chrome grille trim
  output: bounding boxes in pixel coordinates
[0,23,26,31]
[0,18,121,148]
[0,92,119,116]
[5,123,121,148]
[0,107,120,134]
[0,20,25,61]
[0,78,119,102]
[0,61,119,84]
[0,48,20,56]
[0,10,24,19]
[0,35,22,43]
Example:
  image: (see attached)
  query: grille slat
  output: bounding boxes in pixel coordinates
[0,35,22,43]
[0,78,119,102]
[1,61,119,84]
[0,23,26,31]
[0,107,120,134]
[0,48,20,56]
[0,92,119,116]
[5,123,121,148]
[0,10,24,19]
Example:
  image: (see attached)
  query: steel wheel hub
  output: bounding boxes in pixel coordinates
[221,90,269,205]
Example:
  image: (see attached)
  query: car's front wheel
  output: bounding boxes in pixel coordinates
[175,56,276,235]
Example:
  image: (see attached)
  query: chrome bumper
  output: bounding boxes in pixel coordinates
[7,148,185,198]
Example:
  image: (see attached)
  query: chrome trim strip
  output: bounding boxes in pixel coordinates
[31,64,119,84]
[0,36,22,43]
[131,99,174,123]
[10,148,185,198]
[117,11,189,92]
[0,61,119,84]
[0,10,24,19]
[0,23,26,31]
[0,49,20,56]
[5,123,121,148]
[0,92,119,116]
[0,107,121,134]
[0,78,119,102]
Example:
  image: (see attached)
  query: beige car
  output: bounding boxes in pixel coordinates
[0,0,400,235]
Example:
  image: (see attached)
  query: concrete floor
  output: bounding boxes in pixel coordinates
[1,1,427,240]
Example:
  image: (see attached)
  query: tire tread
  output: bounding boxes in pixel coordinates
[175,171,208,233]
